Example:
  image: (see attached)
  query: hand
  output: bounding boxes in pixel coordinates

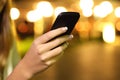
[7,27,73,80]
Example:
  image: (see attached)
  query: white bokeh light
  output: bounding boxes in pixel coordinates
[82,8,93,17]
[36,1,53,17]
[26,10,43,22]
[103,23,115,43]
[79,0,94,10]
[115,7,120,18]
[10,8,20,20]
[93,5,107,18]
[100,1,113,14]
[93,1,113,18]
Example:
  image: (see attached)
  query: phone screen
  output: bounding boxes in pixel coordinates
[51,12,80,35]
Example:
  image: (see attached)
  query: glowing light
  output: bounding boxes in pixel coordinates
[54,7,67,17]
[93,5,106,18]
[100,1,113,14]
[79,0,94,10]
[36,1,53,17]
[103,23,115,43]
[10,8,20,20]
[26,10,42,22]
[115,7,120,18]
[93,1,113,18]
[82,8,93,17]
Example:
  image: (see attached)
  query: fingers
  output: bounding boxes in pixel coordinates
[37,35,73,54]
[29,27,73,70]
[35,27,68,44]
[40,42,68,62]
[45,59,56,66]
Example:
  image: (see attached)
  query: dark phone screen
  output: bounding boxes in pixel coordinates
[51,12,80,35]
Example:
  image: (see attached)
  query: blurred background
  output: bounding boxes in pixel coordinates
[11,0,120,80]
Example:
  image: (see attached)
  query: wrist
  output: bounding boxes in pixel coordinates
[7,60,32,80]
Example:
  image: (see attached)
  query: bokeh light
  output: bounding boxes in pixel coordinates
[10,8,20,20]
[26,10,43,22]
[36,1,53,17]
[93,1,113,18]
[100,1,113,14]
[115,7,120,18]
[79,0,94,10]
[79,0,94,17]
[103,23,115,43]
[93,5,106,18]
[82,8,93,17]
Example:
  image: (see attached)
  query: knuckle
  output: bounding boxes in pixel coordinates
[40,54,45,61]
[33,42,43,54]
[58,47,63,53]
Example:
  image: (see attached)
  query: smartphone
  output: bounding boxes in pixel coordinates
[51,12,80,36]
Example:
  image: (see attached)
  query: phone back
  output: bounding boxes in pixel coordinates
[51,12,80,35]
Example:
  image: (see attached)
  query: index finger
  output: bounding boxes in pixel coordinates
[35,27,68,44]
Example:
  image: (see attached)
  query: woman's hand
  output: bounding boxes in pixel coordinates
[7,27,73,80]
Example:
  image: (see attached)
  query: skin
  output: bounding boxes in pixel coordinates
[0,0,73,79]
[7,27,73,80]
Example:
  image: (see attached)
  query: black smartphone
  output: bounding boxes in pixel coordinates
[51,12,80,36]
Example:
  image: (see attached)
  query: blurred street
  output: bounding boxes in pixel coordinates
[29,36,120,80]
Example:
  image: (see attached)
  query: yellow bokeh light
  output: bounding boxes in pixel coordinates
[36,1,53,17]
[115,7,120,18]
[103,23,115,43]
[10,8,20,20]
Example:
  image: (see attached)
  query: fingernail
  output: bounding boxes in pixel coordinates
[62,27,68,31]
